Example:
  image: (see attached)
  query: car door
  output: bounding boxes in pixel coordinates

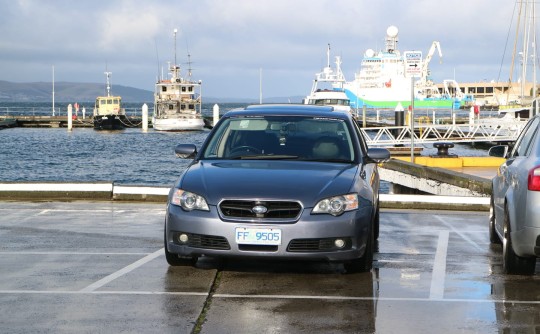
[494,117,540,233]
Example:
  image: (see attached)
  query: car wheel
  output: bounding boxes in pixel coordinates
[489,195,501,244]
[164,228,198,267]
[344,224,374,273]
[502,206,536,275]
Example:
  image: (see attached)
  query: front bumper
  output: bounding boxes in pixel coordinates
[165,204,373,262]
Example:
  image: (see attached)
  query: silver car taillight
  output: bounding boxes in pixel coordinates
[528,166,540,191]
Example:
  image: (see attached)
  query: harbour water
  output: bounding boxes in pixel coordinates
[0,102,491,187]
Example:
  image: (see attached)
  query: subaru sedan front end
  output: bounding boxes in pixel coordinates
[164,105,389,272]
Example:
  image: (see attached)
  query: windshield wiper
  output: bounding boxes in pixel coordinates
[229,154,300,160]
[300,158,353,163]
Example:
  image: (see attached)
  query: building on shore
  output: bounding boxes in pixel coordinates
[435,81,538,108]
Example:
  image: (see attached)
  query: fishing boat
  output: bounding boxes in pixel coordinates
[152,29,204,131]
[343,26,473,110]
[304,44,352,114]
[93,71,125,130]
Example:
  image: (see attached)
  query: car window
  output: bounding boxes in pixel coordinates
[511,117,540,158]
[201,116,356,161]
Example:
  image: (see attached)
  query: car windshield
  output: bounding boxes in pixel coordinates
[201,116,355,162]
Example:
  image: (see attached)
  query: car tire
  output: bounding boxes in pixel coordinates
[489,195,501,244]
[344,224,374,273]
[502,206,536,275]
[164,228,198,267]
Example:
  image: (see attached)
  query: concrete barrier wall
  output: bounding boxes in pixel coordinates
[0,182,489,211]
[380,159,492,196]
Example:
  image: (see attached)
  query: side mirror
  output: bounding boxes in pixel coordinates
[366,148,391,163]
[175,144,197,159]
[488,145,508,158]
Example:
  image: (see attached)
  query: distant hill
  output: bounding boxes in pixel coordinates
[0,80,305,104]
[0,80,153,103]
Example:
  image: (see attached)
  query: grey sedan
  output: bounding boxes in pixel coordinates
[164,105,390,273]
[490,114,540,275]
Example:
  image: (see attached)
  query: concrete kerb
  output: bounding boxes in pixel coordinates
[0,182,114,201]
[380,194,489,211]
[0,182,169,202]
[112,185,170,202]
[0,182,489,211]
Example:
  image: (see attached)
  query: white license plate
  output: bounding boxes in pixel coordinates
[235,227,282,245]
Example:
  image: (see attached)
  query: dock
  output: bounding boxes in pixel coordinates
[0,115,144,128]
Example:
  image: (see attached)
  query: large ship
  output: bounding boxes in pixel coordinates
[153,29,204,131]
[93,71,126,130]
[304,44,352,114]
[343,26,473,110]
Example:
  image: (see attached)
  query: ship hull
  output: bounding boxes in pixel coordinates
[344,89,460,110]
[152,117,205,131]
[93,115,125,130]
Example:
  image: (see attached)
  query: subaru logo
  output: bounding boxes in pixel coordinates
[252,205,268,214]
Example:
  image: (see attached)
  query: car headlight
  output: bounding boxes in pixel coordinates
[171,189,209,211]
[312,194,358,216]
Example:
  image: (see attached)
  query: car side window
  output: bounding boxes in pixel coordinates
[352,120,368,156]
[511,117,540,158]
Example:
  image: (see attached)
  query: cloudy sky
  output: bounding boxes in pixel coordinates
[0,0,528,99]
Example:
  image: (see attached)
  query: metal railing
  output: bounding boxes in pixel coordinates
[360,120,527,146]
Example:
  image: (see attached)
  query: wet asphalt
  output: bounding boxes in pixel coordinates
[0,201,538,333]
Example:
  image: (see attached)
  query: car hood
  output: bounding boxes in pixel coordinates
[177,160,358,207]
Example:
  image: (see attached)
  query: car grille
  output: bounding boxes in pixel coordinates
[287,238,352,252]
[219,200,302,221]
[174,232,230,250]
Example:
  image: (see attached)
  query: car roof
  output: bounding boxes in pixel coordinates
[222,104,351,120]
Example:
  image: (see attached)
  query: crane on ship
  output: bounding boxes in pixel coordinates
[415,41,443,98]
[419,41,442,86]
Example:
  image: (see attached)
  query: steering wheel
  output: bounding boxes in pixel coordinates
[229,145,262,155]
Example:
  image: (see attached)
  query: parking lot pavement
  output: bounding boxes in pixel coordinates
[0,201,539,333]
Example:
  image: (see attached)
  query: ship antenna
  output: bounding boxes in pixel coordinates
[154,38,161,81]
[327,43,331,68]
[173,28,178,67]
[187,52,193,80]
[185,38,193,80]
[104,71,112,97]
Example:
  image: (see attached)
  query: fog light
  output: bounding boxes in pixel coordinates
[178,233,189,243]
[334,239,345,248]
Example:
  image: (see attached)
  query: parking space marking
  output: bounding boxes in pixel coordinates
[1,287,540,307]
[434,215,483,251]
[0,251,151,255]
[430,230,449,300]
[79,248,163,292]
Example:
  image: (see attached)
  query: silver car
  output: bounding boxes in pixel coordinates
[489,114,540,275]
[164,105,390,273]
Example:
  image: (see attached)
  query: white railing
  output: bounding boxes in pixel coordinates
[360,120,528,146]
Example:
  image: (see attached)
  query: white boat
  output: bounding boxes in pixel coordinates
[304,45,352,114]
[153,29,204,131]
[343,26,473,110]
[93,71,126,130]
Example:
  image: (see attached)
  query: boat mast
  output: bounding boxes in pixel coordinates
[52,65,55,116]
[326,43,331,69]
[533,0,537,98]
[104,71,112,97]
[173,28,178,68]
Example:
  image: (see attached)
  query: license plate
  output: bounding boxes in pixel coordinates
[235,227,282,245]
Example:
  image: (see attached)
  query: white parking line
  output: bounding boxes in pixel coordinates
[79,248,163,292]
[0,251,151,255]
[434,215,483,251]
[430,230,449,300]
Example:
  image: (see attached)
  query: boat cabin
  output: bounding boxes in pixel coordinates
[94,96,124,116]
